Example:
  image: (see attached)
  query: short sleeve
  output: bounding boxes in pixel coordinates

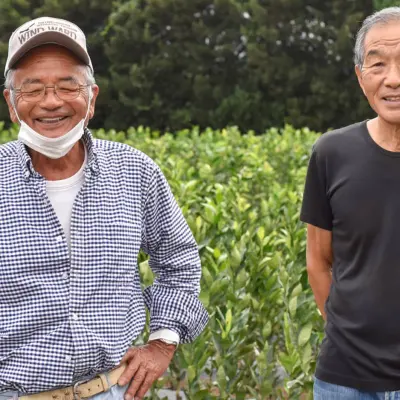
[300,146,333,231]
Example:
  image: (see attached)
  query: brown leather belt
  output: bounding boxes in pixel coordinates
[19,363,127,400]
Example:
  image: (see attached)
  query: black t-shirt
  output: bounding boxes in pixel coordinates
[301,120,400,391]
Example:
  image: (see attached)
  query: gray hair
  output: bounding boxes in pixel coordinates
[4,64,96,90]
[354,7,400,67]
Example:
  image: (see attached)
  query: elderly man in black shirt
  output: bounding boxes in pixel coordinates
[301,6,400,400]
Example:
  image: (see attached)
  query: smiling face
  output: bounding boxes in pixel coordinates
[356,21,400,125]
[3,44,99,139]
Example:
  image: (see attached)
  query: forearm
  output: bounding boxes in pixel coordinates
[142,166,209,342]
[149,244,201,295]
[143,284,208,343]
[307,267,332,320]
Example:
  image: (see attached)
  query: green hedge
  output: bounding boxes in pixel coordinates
[0,125,324,399]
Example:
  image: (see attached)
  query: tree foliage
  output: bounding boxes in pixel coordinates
[239,0,375,131]
[0,0,381,132]
[374,0,400,10]
[0,121,326,398]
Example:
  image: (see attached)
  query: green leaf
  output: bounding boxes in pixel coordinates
[202,267,213,287]
[289,296,297,318]
[301,343,313,373]
[195,216,202,231]
[187,365,196,383]
[231,245,243,268]
[257,226,265,241]
[279,268,289,284]
[291,283,302,297]
[226,309,232,333]
[262,321,272,338]
[217,365,226,393]
[298,323,313,347]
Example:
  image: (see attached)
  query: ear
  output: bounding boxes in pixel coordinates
[3,89,19,124]
[88,84,99,121]
[355,65,367,97]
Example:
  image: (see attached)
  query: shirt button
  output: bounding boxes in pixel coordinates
[72,313,79,321]
[62,272,68,280]
[56,235,63,242]
[24,171,30,178]
[65,355,72,362]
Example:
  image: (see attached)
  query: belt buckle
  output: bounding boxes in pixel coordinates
[73,377,91,400]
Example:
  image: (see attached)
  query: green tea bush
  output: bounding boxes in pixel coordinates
[0,125,323,399]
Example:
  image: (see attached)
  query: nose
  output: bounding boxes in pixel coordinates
[384,63,400,88]
[38,86,64,109]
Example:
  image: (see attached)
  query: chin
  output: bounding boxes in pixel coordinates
[377,111,400,126]
[44,130,71,139]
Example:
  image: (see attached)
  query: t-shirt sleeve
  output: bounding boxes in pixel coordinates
[300,145,333,231]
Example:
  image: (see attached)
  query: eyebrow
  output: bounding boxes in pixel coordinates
[20,76,79,85]
[365,49,386,59]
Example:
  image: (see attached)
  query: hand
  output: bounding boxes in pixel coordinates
[117,340,177,400]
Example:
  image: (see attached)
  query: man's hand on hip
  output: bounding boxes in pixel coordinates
[117,340,176,400]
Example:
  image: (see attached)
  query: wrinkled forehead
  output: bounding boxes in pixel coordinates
[14,44,85,69]
[364,21,400,57]
[12,44,86,84]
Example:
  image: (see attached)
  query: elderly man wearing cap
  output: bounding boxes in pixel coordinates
[0,17,208,400]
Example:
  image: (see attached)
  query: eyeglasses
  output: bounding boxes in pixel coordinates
[11,81,91,103]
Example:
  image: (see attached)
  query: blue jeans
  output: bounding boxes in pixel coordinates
[314,377,400,400]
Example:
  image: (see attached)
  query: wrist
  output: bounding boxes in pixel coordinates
[149,339,178,354]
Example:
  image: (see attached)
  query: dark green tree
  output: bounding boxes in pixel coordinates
[240,0,375,132]
[103,0,248,131]
[103,0,375,133]
[0,0,381,133]
[374,0,400,9]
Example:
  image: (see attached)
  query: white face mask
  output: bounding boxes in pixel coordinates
[14,88,93,160]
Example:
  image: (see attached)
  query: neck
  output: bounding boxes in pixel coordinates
[29,140,85,181]
[367,117,400,152]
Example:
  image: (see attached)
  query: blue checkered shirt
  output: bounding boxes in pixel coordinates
[0,129,208,394]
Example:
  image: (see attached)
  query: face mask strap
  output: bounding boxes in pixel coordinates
[10,90,21,124]
[84,86,93,125]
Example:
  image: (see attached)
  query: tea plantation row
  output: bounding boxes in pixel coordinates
[0,124,323,399]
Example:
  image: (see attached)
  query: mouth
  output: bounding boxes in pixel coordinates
[383,96,400,102]
[35,116,69,124]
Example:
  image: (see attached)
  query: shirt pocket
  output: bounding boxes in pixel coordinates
[84,219,141,274]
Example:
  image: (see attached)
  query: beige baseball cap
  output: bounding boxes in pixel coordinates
[4,17,93,77]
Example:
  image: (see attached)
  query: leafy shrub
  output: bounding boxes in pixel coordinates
[0,125,323,399]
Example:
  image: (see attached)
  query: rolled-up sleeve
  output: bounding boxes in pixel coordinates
[141,166,209,343]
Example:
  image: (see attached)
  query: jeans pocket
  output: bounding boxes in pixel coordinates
[87,384,129,400]
[0,392,18,400]
[314,377,360,400]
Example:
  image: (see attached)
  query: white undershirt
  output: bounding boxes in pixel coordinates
[44,145,180,344]
[46,145,87,249]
